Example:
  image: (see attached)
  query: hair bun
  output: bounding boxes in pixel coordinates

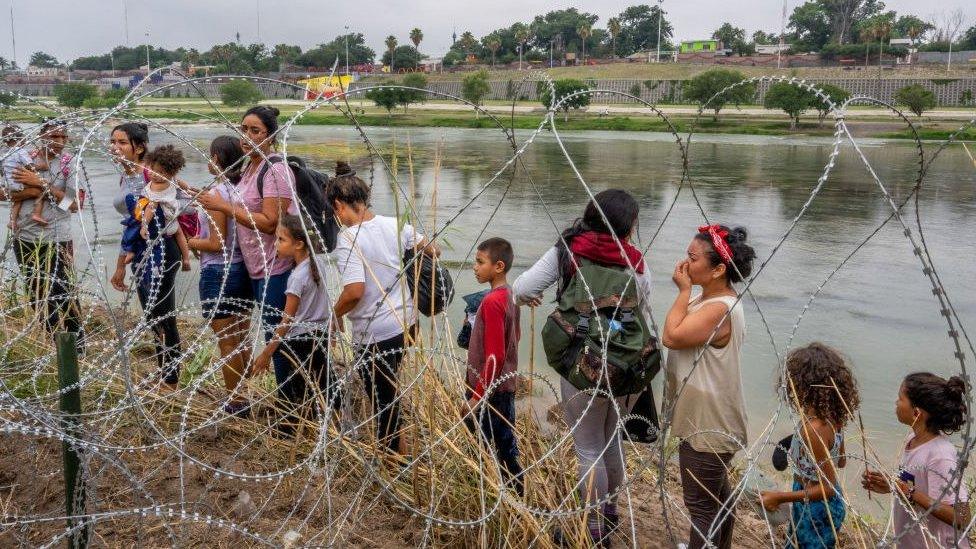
[135,122,149,132]
[260,106,280,117]
[335,160,355,176]
[946,376,968,398]
[727,226,748,244]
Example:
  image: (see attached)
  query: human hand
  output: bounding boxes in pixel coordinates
[861,470,892,494]
[195,190,230,214]
[524,296,543,308]
[760,491,781,512]
[111,265,128,291]
[12,167,44,188]
[672,260,691,291]
[252,351,272,376]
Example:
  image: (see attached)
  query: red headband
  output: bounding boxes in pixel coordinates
[698,225,734,265]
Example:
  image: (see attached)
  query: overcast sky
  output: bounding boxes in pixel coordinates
[4,0,974,66]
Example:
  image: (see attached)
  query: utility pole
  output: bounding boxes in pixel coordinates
[655,0,664,63]
[145,31,151,76]
[9,5,16,71]
[344,25,350,78]
[122,0,129,46]
[255,0,261,43]
[777,0,786,69]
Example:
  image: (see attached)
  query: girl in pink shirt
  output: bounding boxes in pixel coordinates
[863,372,971,548]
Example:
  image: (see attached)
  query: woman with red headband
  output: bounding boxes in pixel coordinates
[663,224,756,549]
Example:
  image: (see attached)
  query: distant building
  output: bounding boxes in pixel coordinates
[26,65,61,77]
[756,44,792,55]
[680,39,722,54]
[420,57,443,72]
[889,38,913,47]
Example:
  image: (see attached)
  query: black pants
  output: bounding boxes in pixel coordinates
[466,391,524,496]
[133,236,182,385]
[13,239,84,347]
[679,441,736,549]
[280,333,343,417]
[358,330,409,452]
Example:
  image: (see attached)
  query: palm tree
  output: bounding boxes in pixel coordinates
[608,17,621,60]
[459,31,478,62]
[872,20,892,67]
[385,35,398,72]
[906,24,923,64]
[486,34,502,67]
[514,24,530,70]
[577,24,592,64]
[0,57,9,72]
[410,28,423,51]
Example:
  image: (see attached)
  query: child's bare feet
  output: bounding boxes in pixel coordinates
[31,213,48,226]
[124,251,135,265]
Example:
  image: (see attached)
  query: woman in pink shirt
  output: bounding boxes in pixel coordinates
[197,106,298,431]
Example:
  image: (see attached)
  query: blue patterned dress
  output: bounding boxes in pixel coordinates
[785,428,846,548]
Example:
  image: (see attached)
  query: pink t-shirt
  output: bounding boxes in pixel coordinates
[233,156,297,279]
[894,434,970,548]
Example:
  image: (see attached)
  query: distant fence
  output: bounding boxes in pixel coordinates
[916,50,976,65]
[407,77,976,107]
[4,76,974,107]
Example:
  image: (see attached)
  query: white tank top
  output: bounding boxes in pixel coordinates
[665,294,748,454]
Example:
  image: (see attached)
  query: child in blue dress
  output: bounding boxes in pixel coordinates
[760,342,860,548]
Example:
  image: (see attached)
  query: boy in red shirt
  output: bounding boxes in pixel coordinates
[463,237,523,496]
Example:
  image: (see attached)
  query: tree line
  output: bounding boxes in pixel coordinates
[2,2,974,76]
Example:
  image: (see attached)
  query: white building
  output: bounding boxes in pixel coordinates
[755,44,792,55]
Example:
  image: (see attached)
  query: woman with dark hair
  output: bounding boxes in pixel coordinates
[109,122,184,390]
[185,136,254,415]
[513,189,652,545]
[196,106,299,427]
[2,120,84,349]
[863,372,971,547]
[663,224,756,549]
[328,160,437,454]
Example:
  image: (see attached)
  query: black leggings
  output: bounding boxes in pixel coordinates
[13,239,84,346]
[358,331,409,452]
[134,236,182,385]
[279,333,343,417]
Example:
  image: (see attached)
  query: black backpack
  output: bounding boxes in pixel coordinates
[403,248,455,317]
[257,155,340,252]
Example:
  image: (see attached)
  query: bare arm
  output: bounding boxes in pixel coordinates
[662,293,731,350]
[188,204,227,254]
[762,420,840,511]
[333,282,365,319]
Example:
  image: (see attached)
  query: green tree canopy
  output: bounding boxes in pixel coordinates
[29,51,61,68]
[220,79,264,107]
[381,45,424,70]
[461,69,491,109]
[54,82,99,107]
[540,79,591,120]
[615,4,673,56]
[365,86,401,114]
[0,91,16,107]
[684,69,754,120]
[713,23,750,55]
[529,8,599,54]
[895,84,936,117]
[399,73,429,110]
[295,34,375,68]
[764,82,818,129]
[810,83,851,124]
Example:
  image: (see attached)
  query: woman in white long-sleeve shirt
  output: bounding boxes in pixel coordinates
[513,189,652,545]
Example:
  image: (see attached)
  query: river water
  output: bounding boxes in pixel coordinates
[3,124,974,471]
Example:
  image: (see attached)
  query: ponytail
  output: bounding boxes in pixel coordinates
[904,372,969,435]
[279,214,323,286]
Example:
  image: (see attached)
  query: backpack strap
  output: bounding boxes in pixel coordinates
[560,312,591,371]
[255,155,285,199]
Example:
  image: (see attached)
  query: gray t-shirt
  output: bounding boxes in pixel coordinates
[113,169,146,216]
[15,153,78,243]
[284,254,333,336]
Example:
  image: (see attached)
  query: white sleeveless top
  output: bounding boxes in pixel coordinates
[665,294,748,454]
